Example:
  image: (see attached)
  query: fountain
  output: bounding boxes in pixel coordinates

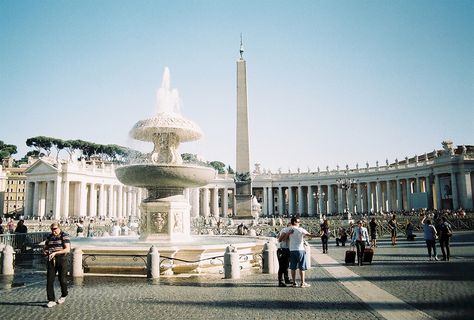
[71,68,267,276]
[115,67,215,242]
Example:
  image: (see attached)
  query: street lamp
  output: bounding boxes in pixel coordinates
[336,173,355,221]
[313,191,325,222]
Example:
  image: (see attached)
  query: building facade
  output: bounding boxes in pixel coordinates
[0,158,29,218]
[20,141,473,221]
[194,141,473,219]
[23,158,143,221]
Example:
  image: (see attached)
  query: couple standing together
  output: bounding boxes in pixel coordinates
[277,217,319,288]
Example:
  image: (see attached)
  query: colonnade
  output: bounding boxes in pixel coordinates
[24,179,142,221]
[190,170,473,218]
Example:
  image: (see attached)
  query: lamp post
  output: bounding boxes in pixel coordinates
[313,191,325,222]
[336,172,355,221]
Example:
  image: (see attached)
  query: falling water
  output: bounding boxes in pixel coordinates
[156,67,181,115]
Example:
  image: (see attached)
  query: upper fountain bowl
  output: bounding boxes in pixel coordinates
[115,163,215,190]
[130,112,203,143]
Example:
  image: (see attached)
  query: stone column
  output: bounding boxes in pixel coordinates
[79,182,88,217]
[23,182,32,217]
[89,183,97,218]
[191,188,200,218]
[297,186,304,216]
[367,182,372,214]
[327,185,334,215]
[357,182,363,214]
[460,171,473,210]
[212,187,219,219]
[127,187,133,218]
[45,180,54,218]
[434,174,441,210]
[376,181,382,213]
[53,179,62,219]
[98,184,105,218]
[223,187,229,217]
[307,186,314,217]
[396,179,402,211]
[451,172,459,209]
[318,186,325,216]
[61,180,69,218]
[406,178,411,210]
[415,177,420,193]
[202,188,210,218]
[288,187,295,215]
[117,185,123,219]
[337,187,343,214]
[278,187,285,216]
[262,187,268,217]
[107,185,114,218]
[387,180,392,212]
[267,187,274,216]
[33,181,39,217]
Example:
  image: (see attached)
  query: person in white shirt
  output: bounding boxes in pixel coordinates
[351,220,370,266]
[281,217,318,288]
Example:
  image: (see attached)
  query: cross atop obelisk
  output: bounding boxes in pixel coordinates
[235,35,253,217]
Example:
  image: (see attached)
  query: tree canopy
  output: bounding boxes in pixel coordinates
[0,140,17,160]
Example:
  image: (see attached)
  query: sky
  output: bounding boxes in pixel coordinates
[1,0,473,172]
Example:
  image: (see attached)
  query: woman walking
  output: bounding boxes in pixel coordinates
[320,219,330,254]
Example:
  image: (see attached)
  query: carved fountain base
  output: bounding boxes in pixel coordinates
[140,194,191,242]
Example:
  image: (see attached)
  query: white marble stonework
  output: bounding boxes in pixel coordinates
[24,158,142,220]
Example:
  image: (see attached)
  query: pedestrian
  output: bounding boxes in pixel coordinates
[335,227,347,246]
[284,217,318,288]
[438,216,453,261]
[320,219,330,253]
[351,220,370,266]
[421,214,439,261]
[388,214,397,246]
[76,219,85,237]
[7,218,15,233]
[14,219,28,233]
[43,222,71,308]
[369,217,378,247]
[276,223,292,287]
[0,218,4,234]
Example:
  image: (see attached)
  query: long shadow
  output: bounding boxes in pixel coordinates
[134,297,474,314]
[0,301,46,307]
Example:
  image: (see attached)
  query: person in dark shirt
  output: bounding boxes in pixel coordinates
[14,219,28,233]
[43,222,71,308]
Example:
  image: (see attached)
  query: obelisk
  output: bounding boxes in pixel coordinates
[234,36,253,218]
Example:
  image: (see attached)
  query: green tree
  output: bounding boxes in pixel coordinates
[0,140,17,160]
[209,161,226,174]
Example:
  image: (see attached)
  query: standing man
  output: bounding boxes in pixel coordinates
[43,222,71,308]
[284,217,318,288]
[388,214,397,246]
[351,220,370,266]
[277,223,292,287]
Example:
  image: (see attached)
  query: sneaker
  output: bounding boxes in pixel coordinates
[57,296,66,304]
[278,282,287,287]
[284,279,293,284]
[429,257,432,261]
[46,301,57,308]
[300,282,311,288]
[434,256,439,261]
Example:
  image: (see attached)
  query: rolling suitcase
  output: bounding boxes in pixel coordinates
[363,247,374,264]
[345,249,356,264]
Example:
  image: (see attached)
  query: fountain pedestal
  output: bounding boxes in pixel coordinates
[140,194,191,242]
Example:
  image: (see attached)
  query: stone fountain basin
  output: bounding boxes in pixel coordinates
[115,164,215,189]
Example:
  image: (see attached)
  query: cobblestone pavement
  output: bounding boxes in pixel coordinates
[310,230,474,320]
[0,231,473,320]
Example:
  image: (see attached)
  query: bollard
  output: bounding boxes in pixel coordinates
[147,245,160,279]
[262,240,278,274]
[1,245,14,275]
[72,248,84,277]
[224,245,240,279]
